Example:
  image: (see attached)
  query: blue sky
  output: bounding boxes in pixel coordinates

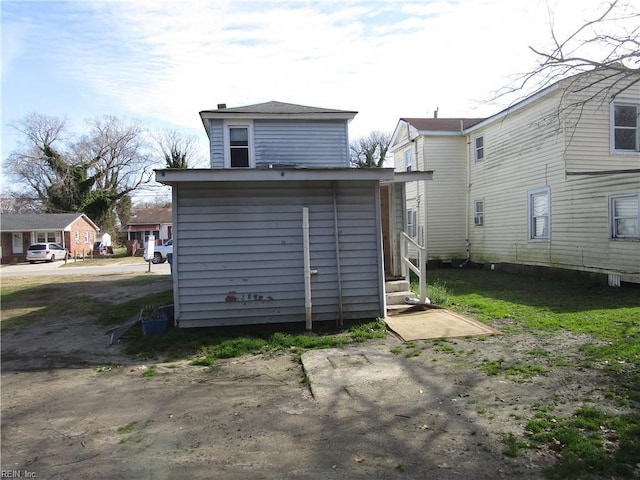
[1,0,623,173]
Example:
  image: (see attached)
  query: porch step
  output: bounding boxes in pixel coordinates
[385,279,410,293]
[385,280,419,307]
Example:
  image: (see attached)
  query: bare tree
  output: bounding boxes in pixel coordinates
[0,191,40,213]
[501,0,639,103]
[350,130,392,168]
[4,113,153,234]
[152,128,201,169]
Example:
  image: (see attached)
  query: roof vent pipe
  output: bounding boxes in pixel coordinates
[217,103,227,109]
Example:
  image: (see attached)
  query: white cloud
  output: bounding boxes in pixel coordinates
[2,0,633,150]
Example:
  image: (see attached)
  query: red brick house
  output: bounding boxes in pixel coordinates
[0,213,100,264]
[121,207,172,255]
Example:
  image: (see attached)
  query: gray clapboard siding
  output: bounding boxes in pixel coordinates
[207,119,350,169]
[253,120,349,168]
[174,180,383,327]
[208,120,224,168]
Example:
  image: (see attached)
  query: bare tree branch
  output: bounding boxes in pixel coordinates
[350,131,392,168]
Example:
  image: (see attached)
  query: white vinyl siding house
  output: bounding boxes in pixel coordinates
[390,69,639,284]
[467,70,640,284]
[390,118,482,263]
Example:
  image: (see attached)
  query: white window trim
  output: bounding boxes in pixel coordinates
[474,199,484,226]
[609,193,640,239]
[611,99,640,154]
[223,120,255,168]
[474,134,485,163]
[528,187,551,241]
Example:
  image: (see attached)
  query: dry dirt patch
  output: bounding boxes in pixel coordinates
[0,276,634,479]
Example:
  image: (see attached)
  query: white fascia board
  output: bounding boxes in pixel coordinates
[155,168,398,184]
[389,119,409,150]
[464,82,561,134]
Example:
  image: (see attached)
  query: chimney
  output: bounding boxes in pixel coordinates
[217,103,227,109]
[433,107,439,119]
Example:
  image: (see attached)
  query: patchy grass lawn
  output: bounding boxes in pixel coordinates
[423,269,640,479]
[2,268,638,478]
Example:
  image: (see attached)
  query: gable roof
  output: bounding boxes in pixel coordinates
[402,118,486,132]
[390,117,486,149]
[125,207,172,226]
[1,213,99,232]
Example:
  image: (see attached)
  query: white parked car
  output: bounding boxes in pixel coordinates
[150,239,173,264]
[26,242,68,263]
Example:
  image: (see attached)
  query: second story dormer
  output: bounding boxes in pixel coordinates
[199,101,357,169]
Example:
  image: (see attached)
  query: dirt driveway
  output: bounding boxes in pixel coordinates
[0,272,631,479]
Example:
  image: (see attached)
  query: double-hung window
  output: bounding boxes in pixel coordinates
[610,194,639,239]
[474,135,484,162]
[612,102,639,152]
[474,199,484,226]
[229,127,250,167]
[528,187,550,240]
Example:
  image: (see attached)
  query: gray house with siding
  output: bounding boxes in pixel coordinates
[157,101,431,328]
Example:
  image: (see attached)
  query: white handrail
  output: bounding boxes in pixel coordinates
[400,231,427,303]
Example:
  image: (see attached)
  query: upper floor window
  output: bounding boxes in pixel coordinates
[610,194,639,239]
[528,187,550,240]
[404,148,412,172]
[474,199,484,226]
[474,135,484,162]
[229,127,250,167]
[612,102,639,152]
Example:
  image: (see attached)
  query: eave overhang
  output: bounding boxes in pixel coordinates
[155,168,433,185]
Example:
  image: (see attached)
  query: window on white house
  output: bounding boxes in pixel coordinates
[229,127,250,167]
[610,194,639,239]
[613,103,639,152]
[474,200,484,226]
[406,208,417,237]
[474,135,484,162]
[404,148,412,172]
[528,187,550,240]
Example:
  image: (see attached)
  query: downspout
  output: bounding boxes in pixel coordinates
[302,207,313,331]
[332,182,344,328]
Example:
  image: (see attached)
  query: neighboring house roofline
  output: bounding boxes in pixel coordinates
[463,82,563,134]
[0,213,100,232]
[390,117,485,150]
[199,100,357,134]
[390,73,574,146]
